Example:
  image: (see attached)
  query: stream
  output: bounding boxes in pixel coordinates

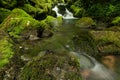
[52,3,120,80]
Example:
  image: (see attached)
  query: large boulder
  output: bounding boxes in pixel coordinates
[90,30,120,55]
[0,8,41,42]
[75,17,96,29]
[18,51,82,80]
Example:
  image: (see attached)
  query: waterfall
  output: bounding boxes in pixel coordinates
[70,52,115,80]
[52,3,77,19]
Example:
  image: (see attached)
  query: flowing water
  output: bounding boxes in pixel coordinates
[52,3,77,19]
[52,3,119,80]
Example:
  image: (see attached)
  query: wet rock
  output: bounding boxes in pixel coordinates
[18,51,82,80]
[90,30,120,55]
[76,17,96,29]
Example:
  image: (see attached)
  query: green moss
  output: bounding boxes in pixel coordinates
[0,8,41,39]
[0,8,11,23]
[76,17,96,28]
[112,16,120,26]
[90,30,120,54]
[21,4,38,17]
[30,0,53,14]
[40,16,63,30]
[0,35,14,68]
[18,51,82,80]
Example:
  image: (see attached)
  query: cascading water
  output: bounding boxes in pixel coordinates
[70,52,115,80]
[52,3,77,19]
[52,3,116,80]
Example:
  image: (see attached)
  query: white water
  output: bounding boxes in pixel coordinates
[70,52,115,80]
[52,4,77,19]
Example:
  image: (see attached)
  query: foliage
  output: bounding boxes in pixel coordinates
[111,16,120,26]
[67,0,120,22]
[0,0,17,9]
[87,3,116,19]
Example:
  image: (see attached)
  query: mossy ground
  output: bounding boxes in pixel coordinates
[19,51,82,80]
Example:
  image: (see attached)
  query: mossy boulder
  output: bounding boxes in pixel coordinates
[0,30,14,68]
[75,17,96,28]
[0,8,41,41]
[70,5,85,17]
[38,16,62,37]
[45,16,63,27]
[0,8,11,23]
[18,51,82,80]
[111,16,120,26]
[21,3,47,20]
[90,30,120,55]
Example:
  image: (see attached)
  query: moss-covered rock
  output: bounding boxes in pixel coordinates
[90,30,120,55]
[0,8,11,23]
[70,5,85,17]
[18,51,82,80]
[0,30,14,68]
[75,17,96,28]
[0,8,41,41]
[38,16,62,38]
